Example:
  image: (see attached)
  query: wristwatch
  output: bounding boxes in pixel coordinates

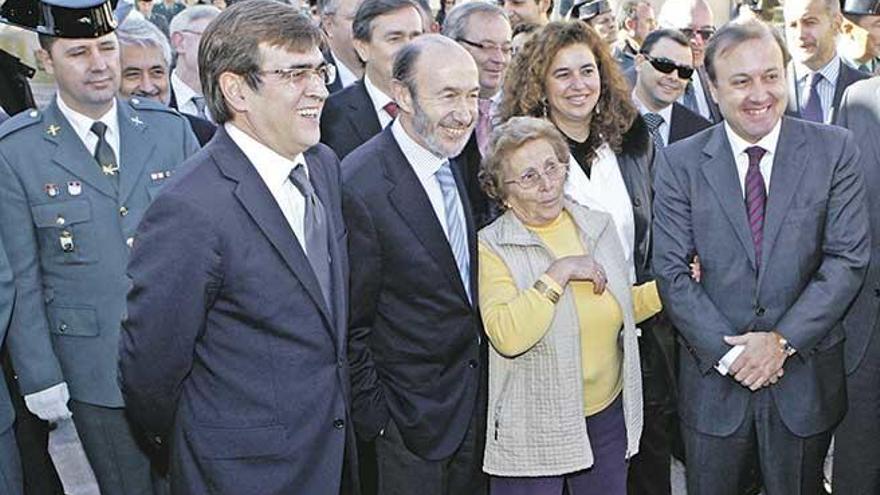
[533,279,561,304]
[775,333,797,357]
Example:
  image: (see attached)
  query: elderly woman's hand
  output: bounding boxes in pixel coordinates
[545,255,607,294]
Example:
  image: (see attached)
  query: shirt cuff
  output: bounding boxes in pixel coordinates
[715,345,745,376]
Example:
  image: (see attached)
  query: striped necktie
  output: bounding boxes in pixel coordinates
[643,112,665,148]
[435,161,471,302]
[744,146,767,268]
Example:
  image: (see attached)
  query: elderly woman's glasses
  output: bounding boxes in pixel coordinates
[642,54,694,80]
[504,161,568,189]
[259,63,337,86]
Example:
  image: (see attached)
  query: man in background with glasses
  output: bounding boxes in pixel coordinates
[120,2,357,494]
[658,0,722,122]
[443,1,512,228]
[168,5,220,121]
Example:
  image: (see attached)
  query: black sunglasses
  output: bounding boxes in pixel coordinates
[642,54,694,79]
[680,27,716,40]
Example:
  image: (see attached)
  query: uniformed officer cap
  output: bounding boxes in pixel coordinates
[841,0,880,15]
[568,0,611,20]
[0,0,117,38]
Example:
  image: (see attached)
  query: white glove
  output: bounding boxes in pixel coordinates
[25,382,73,423]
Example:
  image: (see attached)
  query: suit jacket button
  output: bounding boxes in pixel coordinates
[874,288,880,298]
[119,206,129,217]
[633,198,642,208]
[756,307,765,316]
[153,435,162,445]
[468,359,478,369]
[333,418,345,429]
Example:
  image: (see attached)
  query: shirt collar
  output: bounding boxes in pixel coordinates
[331,50,359,88]
[632,89,673,124]
[391,119,446,181]
[795,54,841,84]
[723,118,782,159]
[364,73,393,113]
[56,94,118,145]
[224,122,307,189]
[171,70,199,107]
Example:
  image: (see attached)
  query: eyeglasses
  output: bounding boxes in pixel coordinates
[642,54,694,79]
[679,27,716,40]
[504,160,568,189]
[258,63,337,86]
[457,38,514,56]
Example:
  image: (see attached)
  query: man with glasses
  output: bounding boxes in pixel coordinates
[319,0,364,93]
[120,2,357,494]
[658,0,722,122]
[168,5,220,121]
[783,0,868,124]
[613,0,657,73]
[443,1,511,227]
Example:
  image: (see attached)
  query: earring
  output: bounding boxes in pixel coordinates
[540,98,549,119]
[594,102,601,115]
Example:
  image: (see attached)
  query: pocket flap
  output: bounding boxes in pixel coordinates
[187,424,288,460]
[31,199,92,228]
[47,305,99,337]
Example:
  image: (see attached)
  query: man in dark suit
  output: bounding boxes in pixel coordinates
[653,19,869,494]
[120,3,356,494]
[831,76,880,495]
[117,15,216,145]
[320,0,423,159]
[319,0,365,93]
[343,35,486,494]
[783,0,869,124]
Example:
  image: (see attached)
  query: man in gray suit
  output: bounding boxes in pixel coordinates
[653,19,869,494]
[0,237,22,495]
[831,76,880,495]
[0,0,198,492]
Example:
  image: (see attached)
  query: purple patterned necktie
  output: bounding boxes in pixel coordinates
[801,72,824,123]
[745,146,767,268]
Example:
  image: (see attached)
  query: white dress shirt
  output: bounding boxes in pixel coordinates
[171,70,211,121]
[225,123,309,254]
[363,73,395,129]
[564,143,637,283]
[390,119,466,243]
[633,90,673,146]
[56,94,120,166]
[715,118,782,375]
[332,51,359,89]
[793,55,841,125]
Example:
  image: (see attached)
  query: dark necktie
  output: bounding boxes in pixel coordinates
[801,72,824,123]
[643,112,665,148]
[682,81,700,116]
[383,102,398,120]
[744,146,767,268]
[192,96,208,121]
[90,121,118,186]
[289,164,333,310]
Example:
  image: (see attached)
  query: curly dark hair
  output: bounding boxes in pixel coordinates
[498,20,637,167]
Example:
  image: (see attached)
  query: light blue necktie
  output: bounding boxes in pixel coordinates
[435,161,471,302]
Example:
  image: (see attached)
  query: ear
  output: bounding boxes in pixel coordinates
[37,48,54,76]
[634,53,645,73]
[624,17,637,32]
[831,12,843,33]
[170,31,185,52]
[219,72,249,114]
[353,38,371,64]
[391,78,414,115]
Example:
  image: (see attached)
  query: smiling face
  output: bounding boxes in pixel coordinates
[544,43,601,137]
[635,37,692,111]
[234,44,329,158]
[503,138,567,226]
[41,33,121,117]
[708,37,787,143]
[459,11,512,98]
[119,43,170,104]
[784,0,840,70]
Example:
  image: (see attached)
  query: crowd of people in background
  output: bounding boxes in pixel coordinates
[0,0,878,493]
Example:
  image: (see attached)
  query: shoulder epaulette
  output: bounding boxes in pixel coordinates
[0,108,43,139]
[126,96,183,116]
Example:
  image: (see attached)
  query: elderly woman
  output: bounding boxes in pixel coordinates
[478,116,661,495]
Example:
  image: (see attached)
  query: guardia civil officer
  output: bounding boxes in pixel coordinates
[0,0,198,492]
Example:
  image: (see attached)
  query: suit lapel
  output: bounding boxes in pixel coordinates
[786,64,802,118]
[117,101,156,204]
[699,126,758,268]
[759,119,807,274]
[384,132,471,304]
[45,101,116,198]
[348,82,382,144]
[451,154,477,304]
[215,129,335,334]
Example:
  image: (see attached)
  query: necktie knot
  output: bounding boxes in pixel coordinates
[745,146,766,168]
[289,163,315,198]
[192,96,207,118]
[90,121,108,138]
[643,112,664,131]
[383,101,399,119]
[808,72,823,89]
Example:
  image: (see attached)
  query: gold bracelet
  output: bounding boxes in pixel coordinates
[533,279,561,304]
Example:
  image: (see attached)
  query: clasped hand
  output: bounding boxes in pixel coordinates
[546,255,607,294]
[724,332,787,391]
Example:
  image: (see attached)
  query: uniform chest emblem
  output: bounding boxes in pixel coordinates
[67,181,82,196]
[46,124,61,137]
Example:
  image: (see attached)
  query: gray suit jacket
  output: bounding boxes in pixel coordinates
[0,97,198,407]
[653,117,870,437]
[837,77,880,374]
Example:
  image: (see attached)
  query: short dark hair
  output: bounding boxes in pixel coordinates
[38,34,58,51]
[639,28,690,55]
[199,0,323,124]
[352,0,423,42]
[703,18,790,83]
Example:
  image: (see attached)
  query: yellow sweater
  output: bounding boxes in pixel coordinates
[480,211,662,416]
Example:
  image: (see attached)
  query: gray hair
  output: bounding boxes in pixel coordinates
[352,0,422,41]
[704,18,790,83]
[616,0,649,29]
[441,1,509,40]
[117,16,173,67]
[169,4,221,36]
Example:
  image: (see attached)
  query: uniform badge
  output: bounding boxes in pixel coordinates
[44,183,60,197]
[67,181,82,196]
[130,115,144,127]
[59,230,74,252]
[150,170,173,181]
[101,163,119,176]
[46,124,61,137]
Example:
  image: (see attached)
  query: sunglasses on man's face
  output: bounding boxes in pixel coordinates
[679,27,716,40]
[643,54,694,79]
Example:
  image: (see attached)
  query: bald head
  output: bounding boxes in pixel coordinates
[659,0,715,65]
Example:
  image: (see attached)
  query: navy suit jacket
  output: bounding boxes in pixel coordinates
[321,80,382,160]
[653,117,869,437]
[786,60,869,125]
[342,127,486,461]
[668,102,712,144]
[120,128,356,495]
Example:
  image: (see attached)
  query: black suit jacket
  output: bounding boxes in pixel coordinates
[321,80,382,160]
[453,133,500,229]
[120,129,357,495]
[342,127,485,461]
[182,113,215,146]
[786,60,870,125]
[323,50,344,95]
[668,102,712,144]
